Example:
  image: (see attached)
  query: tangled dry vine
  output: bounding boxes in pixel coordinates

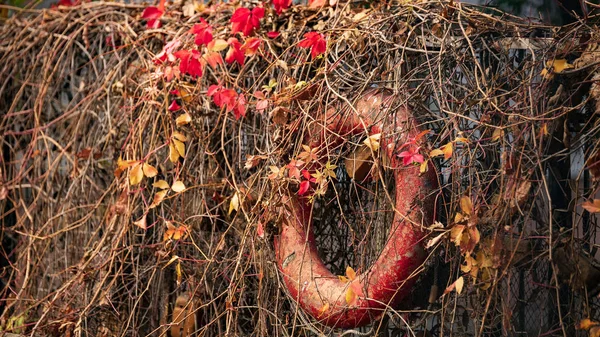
[1,0,600,336]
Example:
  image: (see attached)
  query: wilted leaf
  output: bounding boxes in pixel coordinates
[345,145,372,181]
[420,159,429,174]
[455,276,464,294]
[176,112,192,126]
[142,163,158,178]
[583,199,600,213]
[451,225,465,246]
[363,133,381,152]
[257,221,264,239]
[229,192,239,215]
[244,155,267,170]
[172,181,186,193]
[460,196,473,215]
[268,166,282,180]
[346,266,357,281]
[129,163,144,185]
[426,231,446,249]
[176,260,182,285]
[492,128,503,141]
[134,214,148,230]
[150,190,168,208]
[153,180,170,189]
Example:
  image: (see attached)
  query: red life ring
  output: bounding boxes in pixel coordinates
[275,89,437,328]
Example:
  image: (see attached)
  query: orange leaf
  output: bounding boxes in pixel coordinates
[318,302,330,317]
[338,275,349,283]
[440,142,453,159]
[172,132,188,142]
[129,163,144,185]
[450,225,465,246]
[142,163,158,178]
[346,266,356,281]
[583,199,600,213]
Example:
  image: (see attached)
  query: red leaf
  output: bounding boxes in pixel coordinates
[155,39,181,64]
[231,7,264,37]
[233,94,247,120]
[225,38,245,66]
[55,0,79,7]
[147,19,162,29]
[298,31,326,59]
[242,37,262,55]
[397,147,424,166]
[272,0,291,14]
[267,31,281,39]
[257,221,265,238]
[168,100,181,111]
[173,49,203,78]
[204,52,223,69]
[208,85,237,111]
[298,180,310,196]
[142,6,163,20]
[190,18,213,46]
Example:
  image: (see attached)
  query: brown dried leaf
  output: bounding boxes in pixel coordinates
[460,196,473,216]
[176,112,192,126]
[150,190,168,209]
[134,214,148,230]
[583,199,600,213]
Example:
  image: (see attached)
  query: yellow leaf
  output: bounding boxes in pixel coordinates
[346,266,357,281]
[169,143,180,163]
[363,133,381,152]
[345,287,357,305]
[455,276,464,294]
[176,112,192,126]
[229,192,239,215]
[338,275,349,283]
[454,212,466,223]
[583,199,600,213]
[476,250,493,268]
[172,132,188,142]
[454,137,469,144]
[176,260,182,285]
[429,148,444,158]
[578,318,600,331]
[172,180,186,193]
[208,39,229,52]
[460,196,472,215]
[461,254,476,273]
[142,163,158,178]
[172,225,187,240]
[153,180,170,189]
[150,190,167,208]
[133,214,147,230]
[129,163,144,185]
[118,157,137,170]
[173,139,186,157]
[318,302,330,317]
[450,225,465,246]
[163,254,179,267]
[419,159,428,174]
[440,142,453,159]
[492,128,503,142]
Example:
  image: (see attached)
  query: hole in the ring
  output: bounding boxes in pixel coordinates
[312,148,396,277]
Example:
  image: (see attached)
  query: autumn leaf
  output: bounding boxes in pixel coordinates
[153,180,170,189]
[308,0,327,8]
[318,302,330,317]
[266,31,280,39]
[242,37,262,56]
[338,275,349,283]
[460,196,472,216]
[268,166,282,180]
[345,287,357,305]
[134,214,148,230]
[208,39,229,52]
[257,221,265,239]
[541,59,573,79]
[225,38,245,66]
[203,52,224,69]
[297,180,310,196]
[169,143,180,163]
[298,31,327,59]
[230,7,264,37]
[323,161,337,179]
[172,181,186,193]
[176,112,192,126]
[443,276,464,295]
[346,266,357,281]
[141,5,164,29]
[244,154,267,169]
[229,192,240,215]
[419,159,429,174]
[129,163,144,185]
[398,147,424,166]
[583,199,600,213]
[173,49,203,78]
[272,0,291,14]
[363,133,381,152]
[142,163,158,178]
[168,100,181,112]
[150,190,168,208]
[190,18,213,46]
[298,145,318,162]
